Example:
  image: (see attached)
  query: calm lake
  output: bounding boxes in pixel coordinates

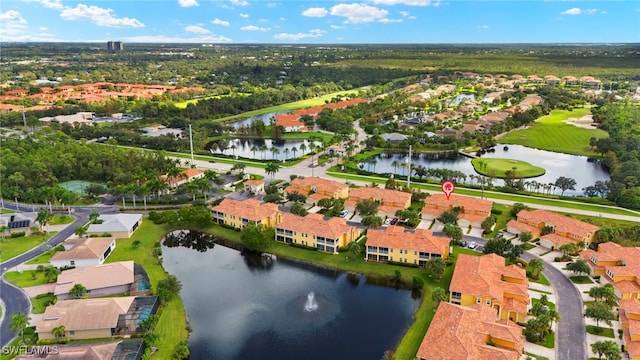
[370,144,609,196]
[162,231,420,360]
[210,138,323,161]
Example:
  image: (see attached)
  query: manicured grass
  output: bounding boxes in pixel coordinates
[530,288,553,295]
[586,325,615,338]
[325,171,640,217]
[500,108,608,156]
[522,243,536,251]
[1,209,15,214]
[0,231,58,262]
[471,158,546,178]
[570,275,594,284]
[282,131,335,143]
[26,245,64,264]
[210,89,364,123]
[31,293,56,314]
[539,332,555,349]
[50,215,75,225]
[3,270,52,287]
[485,204,512,239]
[526,353,550,360]
[532,298,556,311]
[104,218,187,360]
[527,265,551,286]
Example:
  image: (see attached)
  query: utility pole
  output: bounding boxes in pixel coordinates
[189,124,195,167]
[406,145,412,189]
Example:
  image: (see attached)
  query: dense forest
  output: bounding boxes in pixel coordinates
[593,104,640,208]
[0,129,177,204]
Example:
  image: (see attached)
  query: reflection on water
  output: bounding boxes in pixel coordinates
[162,230,216,252]
[371,144,609,196]
[210,138,322,161]
[161,233,419,360]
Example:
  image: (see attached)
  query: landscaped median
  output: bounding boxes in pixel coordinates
[325,170,640,217]
[471,158,545,178]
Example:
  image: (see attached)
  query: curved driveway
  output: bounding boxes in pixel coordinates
[0,203,117,347]
[466,236,586,360]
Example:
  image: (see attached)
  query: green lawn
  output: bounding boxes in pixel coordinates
[0,231,58,262]
[471,158,545,178]
[104,218,187,360]
[570,275,594,284]
[325,171,640,216]
[210,89,364,123]
[3,270,52,287]
[522,243,536,251]
[31,293,56,314]
[539,332,555,349]
[532,297,556,311]
[527,265,551,286]
[26,245,64,264]
[50,215,75,225]
[500,108,608,156]
[586,325,615,338]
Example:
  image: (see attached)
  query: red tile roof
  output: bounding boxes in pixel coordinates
[211,198,279,222]
[367,226,449,256]
[276,213,359,240]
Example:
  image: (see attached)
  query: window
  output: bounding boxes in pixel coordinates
[70,260,75,266]
[476,297,482,304]
[69,330,75,335]
[451,292,462,300]
[486,299,491,305]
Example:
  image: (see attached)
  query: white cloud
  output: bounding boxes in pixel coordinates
[231,0,249,6]
[561,7,597,15]
[302,7,328,17]
[125,34,232,43]
[241,25,270,31]
[178,0,199,7]
[399,10,409,17]
[240,13,249,18]
[378,18,402,23]
[372,0,432,5]
[39,26,48,31]
[330,24,345,29]
[280,17,285,21]
[23,0,64,10]
[259,18,268,23]
[479,25,489,29]
[274,29,326,41]
[0,10,27,24]
[330,3,389,24]
[60,4,144,28]
[266,2,277,8]
[212,18,230,26]
[185,25,210,34]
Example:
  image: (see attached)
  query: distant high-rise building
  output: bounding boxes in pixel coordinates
[107,41,124,51]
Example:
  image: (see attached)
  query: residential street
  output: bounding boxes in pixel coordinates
[0,204,118,347]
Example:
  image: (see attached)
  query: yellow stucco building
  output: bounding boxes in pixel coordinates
[365,226,449,265]
[275,213,361,253]
[211,198,281,229]
[449,254,530,323]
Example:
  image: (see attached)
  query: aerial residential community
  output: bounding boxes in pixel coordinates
[1,1,639,359]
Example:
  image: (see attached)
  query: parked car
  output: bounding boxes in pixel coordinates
[384,218,392,225]
[460,240,467,247]
[340,210,349,218]
[390,218,399,225]
[468,241,477,249]
[208,159,216,163]
[495,233,504,239]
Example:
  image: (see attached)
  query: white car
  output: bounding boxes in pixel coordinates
[384,218,392,225]
[339,210,348,218]
[468,241,477,249]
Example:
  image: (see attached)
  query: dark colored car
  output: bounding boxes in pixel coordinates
[390,218,399,225]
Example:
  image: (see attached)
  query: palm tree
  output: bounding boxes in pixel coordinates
[260,145,268,160]
[74,225,87,238]
[196,177,211,202]
[187,181,198,202]
[69,284,87,298]
[283,148,290,161]
[36,210,52,234]
[165,166,182,189]
[51,325,66,340]
[250,145,259,159]
[391,160,400,174]
[89,210,100,223]
[270,147,280,160]
[265,162,281,179]
[44,265,60,283]
[9,312,30,343]
[299,142,307,155]
[229,144,237,160]
[291,145,298,159]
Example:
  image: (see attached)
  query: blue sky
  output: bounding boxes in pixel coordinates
[1,0,638,43]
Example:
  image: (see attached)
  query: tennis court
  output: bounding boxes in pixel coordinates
[58,180,102,195]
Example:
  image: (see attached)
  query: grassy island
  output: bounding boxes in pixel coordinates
[471,158,546,178]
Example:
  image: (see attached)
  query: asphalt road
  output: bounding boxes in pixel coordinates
[464,236,586,360]
[0,202,118,347]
